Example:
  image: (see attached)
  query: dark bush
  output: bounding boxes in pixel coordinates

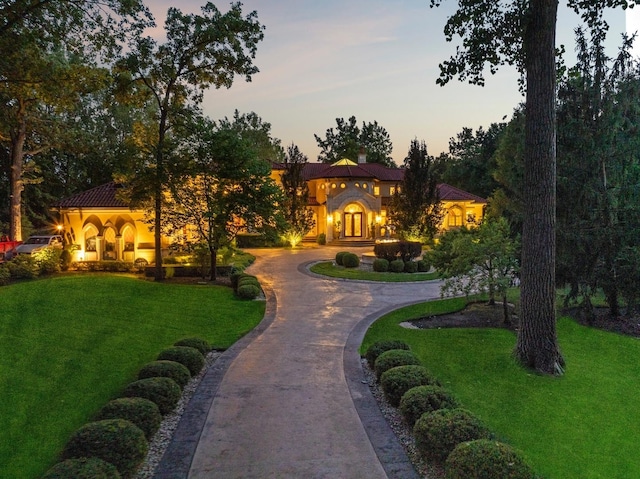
[237,284,261,299]
[374,349,421,381]
[230,271,244,291]
[42,457,121,479]
[317,233,326,245]
[34,247,62,274]
[399,385,460,426]
[60,249,73,271]
[374,241,422,262]
[389,259,405,273]
[174,337,211,355]
[372,258,389,272]
[364,340,410,368]
[404,261,418,273]
[335,251,349,265]
[380,365,439,407]
[445,439,536,479]
[95,398,162,440]
[138,360,191,389]
[0,265,10,286]
[122,377,181,415]
[418,259,431,272]
[7,254,39,279]
[342,252,360,268]
[157,346,205,376]
[414,408,492,461]
[61,419,147,478]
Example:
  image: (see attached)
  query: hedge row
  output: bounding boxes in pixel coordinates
[42,337,211,478]
[373,241,422,262]
[231,272,263,300]
[364,340,537,478]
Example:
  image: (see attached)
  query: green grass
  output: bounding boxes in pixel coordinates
[310,261,440,282]
[362,298,640,478]
[0,274,265,479]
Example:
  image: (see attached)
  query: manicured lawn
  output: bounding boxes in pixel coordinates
[0,274,265,479]
[362,298,640,479]
[310,261,440,282]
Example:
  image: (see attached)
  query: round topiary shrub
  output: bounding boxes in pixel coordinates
[374,349,421,381]
[138,360,191,389]
[399,385,459,426]
[42,457,121,479]
[237,284,261,300]
[157,346,205,376]
[365,340,411,368]
[61,419,147,478]
[380,365,439,407]
[335,251,349,266]
[237,275,259,288]
[445,439,536,479]
[404,261,418,273]
[342,252,360,268]
[372,258,389,272]
[389,259,405,273]
[95,397,162,440]
[414,408,492,461]
[122,377,181,415]
[417,259,430,272]
[174,337,211,355]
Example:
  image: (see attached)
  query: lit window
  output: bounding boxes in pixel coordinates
[374,186,380,196]
[362,183,367,189]
[355,182,360,188]
[340,183,346,189]
[448,207,463,227]
[331,183,336,189]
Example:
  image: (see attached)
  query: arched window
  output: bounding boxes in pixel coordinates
[104,227,116,260]
[85,225,98,252]
[448,206,463,227]
[123,225,135,252]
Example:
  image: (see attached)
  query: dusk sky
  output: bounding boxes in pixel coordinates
[148,2,632,165]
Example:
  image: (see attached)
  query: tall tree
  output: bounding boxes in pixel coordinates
[314,116,394,167]
[430,0,636,374]
[218,110,285,162]
[116,2,264,280]
[165,118,284,280]
[388,139,443,242]
[280,143,315,246]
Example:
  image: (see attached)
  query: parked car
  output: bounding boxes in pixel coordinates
[14,235,63,255]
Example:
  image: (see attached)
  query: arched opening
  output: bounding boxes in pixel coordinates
[448,206,463,227]
[103,227,117,260]
[83,224,99,261]
[122,224,135,261]
[343,203,364,238]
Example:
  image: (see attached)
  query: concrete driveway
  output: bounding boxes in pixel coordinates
[156,246,442,479]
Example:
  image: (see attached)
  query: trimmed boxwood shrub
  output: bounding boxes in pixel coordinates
[374,349,421,381]
[374,240,422,262]
[95,397,162,440]
[174,337,211,355]
[237,284,261,299]
[372,258,389,272]
[138,360,191,389]
[157,346,205,376]
[364,339,410,368]
[445,440,536,479]
[61,419,147,478]
[342,252,360,268]
[237,275,259,287]
[404,261,418,273]
[389,259,405,273]
[122,377,181,415]
[417,259,430,272]
[380,365,439,407]
[414,408,492,461]
[335,251,349,265]
[399,385,460,426]
[42,457,121,479]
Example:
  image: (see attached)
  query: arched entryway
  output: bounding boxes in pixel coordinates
[343,203,364,238]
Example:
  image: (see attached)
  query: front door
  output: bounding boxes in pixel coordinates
[344,212,362,237]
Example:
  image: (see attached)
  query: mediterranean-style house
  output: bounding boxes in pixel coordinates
[54,155,486,263]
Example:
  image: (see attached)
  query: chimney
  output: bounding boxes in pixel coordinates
[357,146,366,164]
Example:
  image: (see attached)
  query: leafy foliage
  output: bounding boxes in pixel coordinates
[157,346,205,376]
[364,340,411,368]
[399,385,460,426]
[137,361,191,390]
[280,143,315,245]
[380,365,439,407]
[94,398,162,440]
[42,457,121,479]
[374,349,421,381]
[122,377,181,415]
[445,439,536,479]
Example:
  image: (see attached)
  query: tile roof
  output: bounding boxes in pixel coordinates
[437,183,487,203]
[272,161,405,182]
[54,182,129,208]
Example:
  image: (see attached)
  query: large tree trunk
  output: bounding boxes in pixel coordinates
[154,111,168,281]
[514,0,565,375]
[9,109,27,242]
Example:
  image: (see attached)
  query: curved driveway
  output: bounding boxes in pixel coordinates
[156,246,442,479]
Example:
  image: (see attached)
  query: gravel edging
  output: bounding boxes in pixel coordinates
[135,350,222,479]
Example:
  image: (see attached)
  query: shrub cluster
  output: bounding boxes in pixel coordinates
[380,365,439,407]
[399,385,459,426]
[342,252,360,268]
[417,259,430,272]
[335,251,349,265]
[61,419,147,478]
[138,360,191,389]
[404,261,418,273]
[233,273,262,300]
[157,346,205,376]
[42,457,121,479]
[389,259,405,273]
[74,261,133,272]
[445,439,536,479]
[374,349,421,381]
[374,241,422,262]
[95,398,162,440]
[174,337,211,355]
[122,377,182,415]
[414,408,492,461]
[364,340,411,368]
[372,258,389,272]
[7,254,39,279]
